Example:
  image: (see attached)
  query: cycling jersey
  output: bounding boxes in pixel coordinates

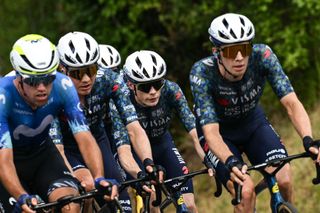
[111,80,196,147]
[111,79,195,193]
[0,72,89,156]
[190,44,294,125]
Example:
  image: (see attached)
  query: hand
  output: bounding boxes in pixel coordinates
[303,136,320,163]
[203,155,216,177]
[135,171,153,197]
[14,194,37,213]
[94,177,119,201]
[225,155,247,185]
[143,158,165,184]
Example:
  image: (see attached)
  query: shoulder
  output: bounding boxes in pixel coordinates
[252,44,277,60]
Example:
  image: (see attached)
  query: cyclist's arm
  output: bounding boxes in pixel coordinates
[117,144,143,178]
[188,128,206,160]
[280,92,312,138]
[202,123,246,183]
[0,148,28,200]
[126,121,153,162]
[74,131,104,179]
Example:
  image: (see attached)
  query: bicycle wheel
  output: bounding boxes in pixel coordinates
[277,202,298,213]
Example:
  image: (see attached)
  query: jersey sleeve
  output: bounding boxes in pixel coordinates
[55,74,89,134]
[109,100,131,148]
[166,81,196,132]
[190,59,219,126]
[109,72,138,126]
[257,44,294,99]
[0,87,13,149]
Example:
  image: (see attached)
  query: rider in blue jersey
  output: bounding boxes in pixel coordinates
[0,34,117,213]
[110,50,210,213]
[50,32,162,212]
[190,13,319,213]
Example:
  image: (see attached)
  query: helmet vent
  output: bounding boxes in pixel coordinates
[152,66,156,77]
[85,38,91,50]
[132,70,142,79]
[218,31,229,40]
[240,17,245,26]
[65,54,75,64]
[68,41,75,53]
[135,57,142,68]
[229,29,237,39]
[151,54,157,66]
[142,68,150,78]
[115,55,120,64]
[107,47,112,54]
[101,58,108,67]
[21,55,37,69]
[247,27,253,37]
[92,49,98,61]
[158,64,164,76]
[76,54,82,63]
[240,28,244,38]
[86,52,90,62]
[222,18,229,29]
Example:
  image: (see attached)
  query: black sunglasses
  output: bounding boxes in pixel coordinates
[136,79,165,93]
[22,75,56,87]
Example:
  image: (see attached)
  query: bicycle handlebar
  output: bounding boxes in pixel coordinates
[231,151,320,205]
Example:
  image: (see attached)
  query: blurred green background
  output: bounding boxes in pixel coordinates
[1,1,320,212]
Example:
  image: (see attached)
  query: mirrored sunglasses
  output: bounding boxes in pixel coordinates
[23,75,56,87]
[136,79,165,93]
[220,43,252,59]
[67,64,98,80]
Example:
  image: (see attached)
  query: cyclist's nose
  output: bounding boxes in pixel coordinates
[235,51,244,60]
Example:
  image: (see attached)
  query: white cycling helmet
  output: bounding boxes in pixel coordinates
[57,31,100,67]
[208,13,255,46]
[10,34,58,78]
[124,50,166,83]
[98,44,121,69]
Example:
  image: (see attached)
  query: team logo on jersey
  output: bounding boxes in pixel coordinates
[61,77,73,90]
[112,84,119,92]
[217,98,229,106]
[175,91,182,100]
[264,48,271,59]
[13,115,53,140]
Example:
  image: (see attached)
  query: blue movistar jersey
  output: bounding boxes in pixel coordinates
[111,80,196,147]
[0,72,89,152]
[50,69,138,153]
[190,44,294,126]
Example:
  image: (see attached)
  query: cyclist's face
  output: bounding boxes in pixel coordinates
[60,64,97,97]
[17,76,53,108]
[218,42,250,79]
[128,81,162,107]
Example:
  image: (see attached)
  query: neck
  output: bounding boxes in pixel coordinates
[218,60,243,82]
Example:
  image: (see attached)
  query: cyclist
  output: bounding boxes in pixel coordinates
[111,50,208,213]
[0,34,117,213]
[50,32,162,212]
[190,13,318,213]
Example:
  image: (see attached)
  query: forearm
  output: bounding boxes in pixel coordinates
[203,123,234,163]
[117,145,142,178]
[56,144,73,173]
[189,128,205,160]
[75,132,104,178]
[127,121,153,161]
[0,150,27,199]
[282,93,312,138]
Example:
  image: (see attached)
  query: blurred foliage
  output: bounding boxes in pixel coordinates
[1,0,320,109]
